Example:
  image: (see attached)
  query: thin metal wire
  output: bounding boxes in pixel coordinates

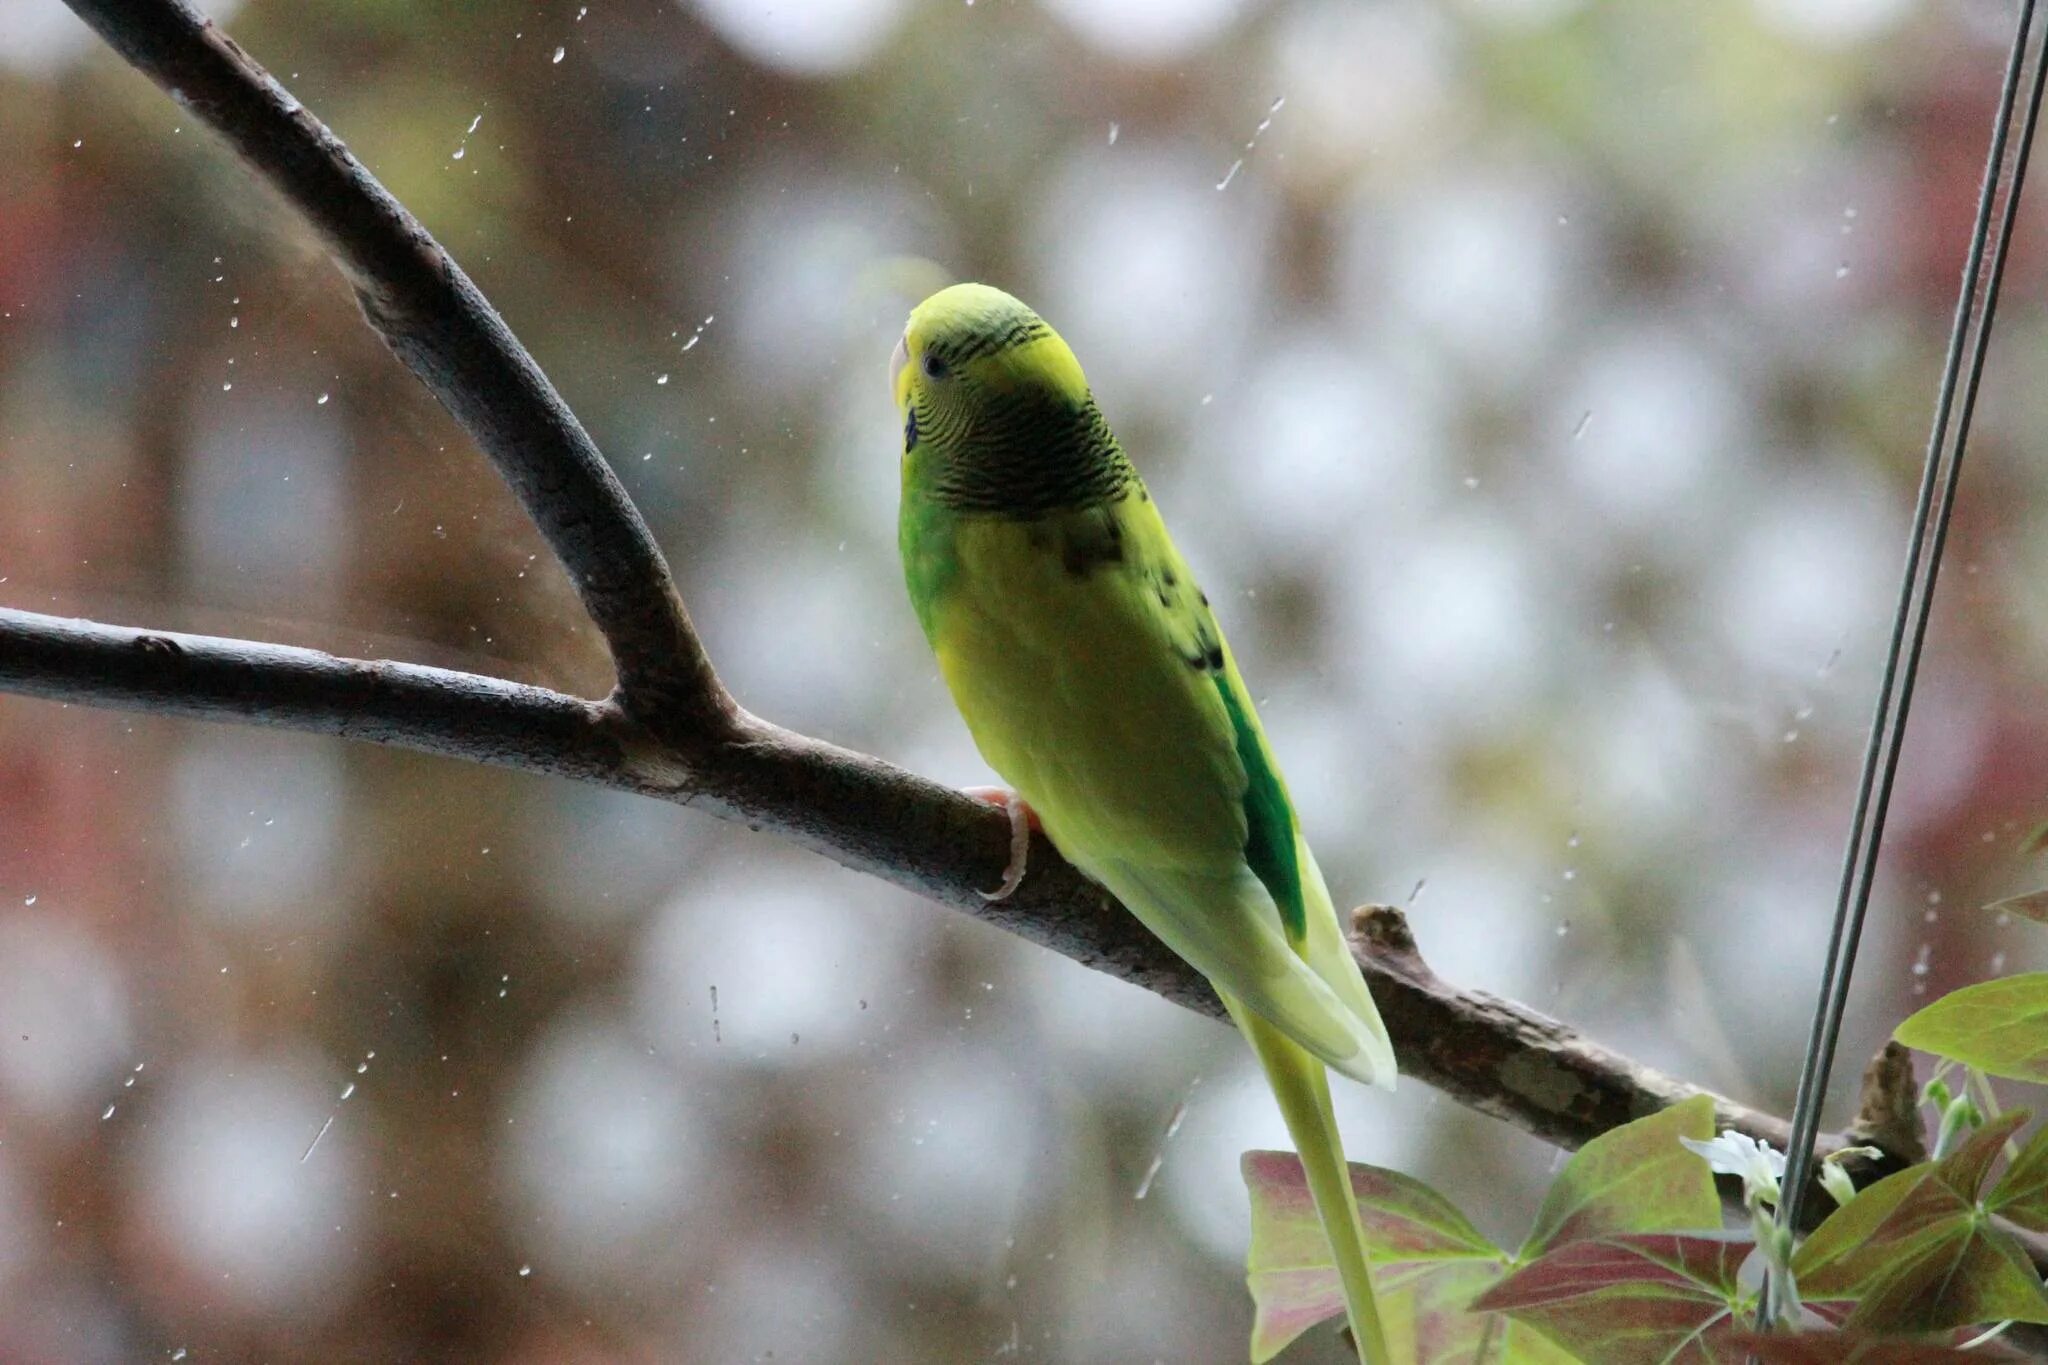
[1767,0,2048,1319]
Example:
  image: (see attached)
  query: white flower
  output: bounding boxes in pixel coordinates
[1818,1146,1882,1209]
[1681,1130,1786,1207]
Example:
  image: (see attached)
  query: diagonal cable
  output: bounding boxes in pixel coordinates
[1769,0,2048,1308]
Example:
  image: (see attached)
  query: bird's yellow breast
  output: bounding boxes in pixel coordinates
[926,500,1248,875]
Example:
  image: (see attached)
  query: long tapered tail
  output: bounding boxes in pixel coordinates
[1225,994,1392,1365]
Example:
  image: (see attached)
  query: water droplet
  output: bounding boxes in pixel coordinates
[1555,922,1570,937]
[1572,409,1594,440]
[101,1104,115,1120]
[551,45,565,63]
[317,392,330,405]
[23,895,35,907]
[451,146,466,160]
[656,373,669,385]
[1107,121,1120,145]
[519,1264,533,1277]
[1834,263,1851,279]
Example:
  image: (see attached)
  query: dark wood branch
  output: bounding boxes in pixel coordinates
[0,606,1917,1202]
[59,0,730,732]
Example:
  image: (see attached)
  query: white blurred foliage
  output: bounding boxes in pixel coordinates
[178,391,350,608]
[710,165,954,394]
[172,732,346,930]
[137,1051,361,1312]
[1460,0,1587,26]
[1337,512,1553,738]
[1267,0,1456,174]
[0,916,130,1124]
[634,853,918,1064]
[1341,165,1578,390]
[1028,142,1273,422]
[1214,328,1448,570]
[1552,319,1749,542]
[527,785,709,930]
[503,1009,705,1281]
[693,1235,861,1362]
[1,0,242,73]
[685,0,908,75]
[1684,827,1906,1048]
[696,528,899,737]
[852,1048,1041,1270]
[1750,0,1914,46]
[1036,0,1248,63]
[1707,462,1896,672]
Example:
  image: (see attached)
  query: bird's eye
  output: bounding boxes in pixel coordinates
[922,352,950,381]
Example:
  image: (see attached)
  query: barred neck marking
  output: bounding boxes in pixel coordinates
[920,391,1135,516]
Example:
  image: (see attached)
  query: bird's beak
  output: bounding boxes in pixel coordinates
[889,332,909,400]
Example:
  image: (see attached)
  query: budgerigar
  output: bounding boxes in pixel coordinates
[892,282,1397,1365]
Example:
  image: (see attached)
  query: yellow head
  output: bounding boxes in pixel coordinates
[891,283,1090,418]
[891,284,1127,516]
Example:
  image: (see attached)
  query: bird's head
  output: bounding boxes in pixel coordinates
[891,282,1090,441]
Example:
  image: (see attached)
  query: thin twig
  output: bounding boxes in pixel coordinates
[59,0,730,733]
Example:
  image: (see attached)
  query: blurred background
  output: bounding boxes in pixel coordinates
[2,0,2047,1358]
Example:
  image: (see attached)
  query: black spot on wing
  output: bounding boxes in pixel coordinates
[1058,506,1126,577]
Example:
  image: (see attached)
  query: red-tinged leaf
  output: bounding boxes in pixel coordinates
[1380,1260,1578,1365]
[1243,1152,1504,1362]
[1476,1233,1751,1313]
[1714,1329,2027,1363]
[1988,1121,2048,1231]
[1933,1107,2029,1201]
[1471,1234,1751,1365]
[1848,1221,2048,1333]
[1895,974,2048,1080]
[1988,888,2048,924]
[1794,1165,1965,1302]
[1519,1094,1720,1259]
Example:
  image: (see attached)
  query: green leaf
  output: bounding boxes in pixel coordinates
[1793,1112,2048,1335]
[1520,1095,1721,1259]
[1895,973,2048,1080]
[1934,1107,2029,1200]
[1792,1163,1949,1300]
[1987,1121,2048,1231]
[1987,888,2048,924]
[1472,1232,1751,1365]
[1243,1151,1504,1363]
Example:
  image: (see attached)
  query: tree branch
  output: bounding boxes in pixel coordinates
[59,0,730,733]
[0,605,1921,1211]
[24,0,1932,1238]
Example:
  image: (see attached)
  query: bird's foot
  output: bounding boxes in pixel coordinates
[964,786,1038,902]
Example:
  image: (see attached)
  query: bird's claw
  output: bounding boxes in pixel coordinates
[964,786,1036,901]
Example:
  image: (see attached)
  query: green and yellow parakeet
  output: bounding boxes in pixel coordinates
[892,282,1397,1365]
